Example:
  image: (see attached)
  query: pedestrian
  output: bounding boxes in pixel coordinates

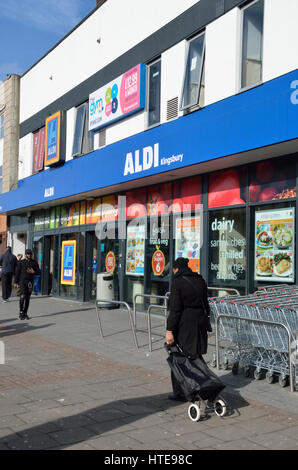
[166,257,212,401]
[0,247,18,303]
[14,249,40,320]
[17,254,23,262]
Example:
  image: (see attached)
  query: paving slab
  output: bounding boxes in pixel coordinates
[0,295,297,451]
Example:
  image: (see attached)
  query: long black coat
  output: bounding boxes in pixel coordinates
[167,267,210,358]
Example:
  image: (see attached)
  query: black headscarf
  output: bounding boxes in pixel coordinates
[173,257,189,271]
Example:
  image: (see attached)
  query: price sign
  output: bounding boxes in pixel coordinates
[152,250,165,276]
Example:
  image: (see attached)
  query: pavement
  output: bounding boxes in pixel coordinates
[0,293,297,451]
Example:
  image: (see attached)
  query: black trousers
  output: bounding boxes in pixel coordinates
[19,280,33,315]
[2,273,13,300]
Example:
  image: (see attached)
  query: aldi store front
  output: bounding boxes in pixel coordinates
[3,69,298,307]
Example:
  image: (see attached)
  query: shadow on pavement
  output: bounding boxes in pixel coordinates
[0,390,250,450]
[0,323,56,338]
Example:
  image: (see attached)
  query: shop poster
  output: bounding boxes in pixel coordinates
[175,216,200,273]
[61,240,76,285]
[126,224,145,276]
[255,208,295,282]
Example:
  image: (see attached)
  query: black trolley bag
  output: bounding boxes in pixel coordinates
[165,343,227,421]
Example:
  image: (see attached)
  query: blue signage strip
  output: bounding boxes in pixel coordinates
[1,69,298,213]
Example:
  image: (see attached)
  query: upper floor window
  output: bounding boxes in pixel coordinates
[241,0,264,89]
[147,59,161,127]
[72,103,93,158]
[180,33,205,111]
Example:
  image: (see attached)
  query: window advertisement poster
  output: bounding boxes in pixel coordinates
[209,208,246,286]
[255,208,295,282]
[126,224,145,276]
[152,249,165,276]
[60,203,80,227]
[208,168,246,208]
[172,176,201,213]
[32,128,45,174]
[86,198,101,224]
[89,64,146,131]
[105,251,116,274]
[175,216,200,273]
[249,158,296,202]
[44,111,61,167]
[61,240,76,285]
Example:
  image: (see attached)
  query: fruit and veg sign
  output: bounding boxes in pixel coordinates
[255,208,295,282]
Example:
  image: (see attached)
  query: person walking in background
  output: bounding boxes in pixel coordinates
[17,254,23,263]
[166,257,212,401]
[14,249,40,320]
[0,247,17,303]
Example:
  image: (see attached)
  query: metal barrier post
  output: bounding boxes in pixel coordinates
[95,299,139,349]
[133,293,169,329]
[147,304,168,352]
[215,314,296,393]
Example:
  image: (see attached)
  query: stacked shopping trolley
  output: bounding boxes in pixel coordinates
[209,285,298,392]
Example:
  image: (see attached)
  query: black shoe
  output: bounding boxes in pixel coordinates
[19,312,25,320]
[24,314,30,320]
[168,393,187,402]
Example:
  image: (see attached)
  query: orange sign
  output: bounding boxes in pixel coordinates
[105,251,116,274]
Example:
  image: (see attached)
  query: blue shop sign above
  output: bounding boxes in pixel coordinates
[1,69,298,213]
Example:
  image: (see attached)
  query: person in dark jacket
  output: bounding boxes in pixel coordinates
[0,247,17,302]
[14,249,40,320]
[166,257,212,401]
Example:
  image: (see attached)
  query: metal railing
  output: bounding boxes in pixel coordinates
[214,314,296,392]
[208,287,241,297]
[147,304,168,352]
[95,299,139,349]
[133,292,170,329]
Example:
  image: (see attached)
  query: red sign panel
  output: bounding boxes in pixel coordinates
[152,250,165,276]
[33,128,45,174]
[105,251,116,274]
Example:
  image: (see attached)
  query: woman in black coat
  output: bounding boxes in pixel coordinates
[166,257,212,401]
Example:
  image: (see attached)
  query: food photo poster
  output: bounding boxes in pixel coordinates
[255,208,295,283]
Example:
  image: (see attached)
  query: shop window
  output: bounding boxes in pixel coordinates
[241,0,264,89]
[147,59,161,128]
[249,158,296,203]
[32,128,45,174]
[209,208,246,291]
[34,211,45,231]
[172,176,201,213]
[72,103,93,157]
[208,168,246,208]
[180,33,205,111]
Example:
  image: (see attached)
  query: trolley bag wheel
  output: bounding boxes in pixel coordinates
[254,369,264,380]
[266,371,277,384]
[188,403,201,422]
[243,366,251,378]
[279,375,289,388]
[214,399,227,418]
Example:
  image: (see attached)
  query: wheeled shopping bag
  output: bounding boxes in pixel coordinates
[165,343,227,422]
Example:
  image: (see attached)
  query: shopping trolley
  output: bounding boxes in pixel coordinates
[209,286,298,391]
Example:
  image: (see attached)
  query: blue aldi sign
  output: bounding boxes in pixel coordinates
[61,240,76,285]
